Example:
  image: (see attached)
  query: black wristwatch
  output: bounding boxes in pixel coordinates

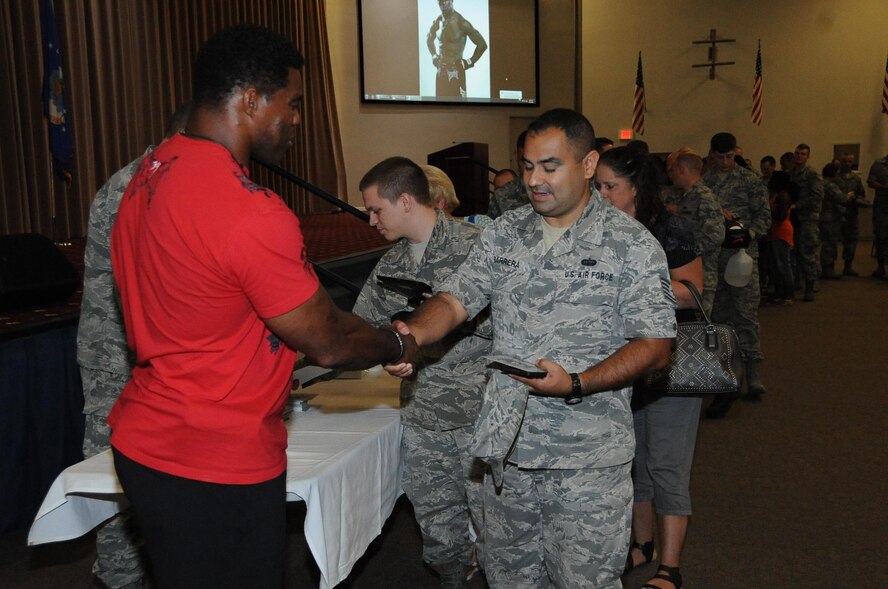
[565,373,583,405]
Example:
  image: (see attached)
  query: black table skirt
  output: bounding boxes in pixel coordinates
[0,324,84,532]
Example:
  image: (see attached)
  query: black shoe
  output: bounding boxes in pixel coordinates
[643,564,682,589]
[624,539,656,575]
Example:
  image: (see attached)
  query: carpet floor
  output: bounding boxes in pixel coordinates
[2,244,886,589]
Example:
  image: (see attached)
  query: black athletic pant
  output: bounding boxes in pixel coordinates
[113,448,286,588]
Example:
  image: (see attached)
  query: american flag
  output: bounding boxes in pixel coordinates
[632,52,645,136]
[751,41,763,125]
[882,52,888,115]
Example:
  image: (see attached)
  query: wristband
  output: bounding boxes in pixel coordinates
[385,327,405,364]
[565,373,583,405]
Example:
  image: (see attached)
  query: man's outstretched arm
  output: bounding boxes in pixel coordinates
[265,286,416,370]
[402,292,468,345]
[385,292,468,377]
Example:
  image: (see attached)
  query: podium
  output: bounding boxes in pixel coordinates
[427,143,489,217]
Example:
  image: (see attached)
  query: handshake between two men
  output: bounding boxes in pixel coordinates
[379,291,584,403]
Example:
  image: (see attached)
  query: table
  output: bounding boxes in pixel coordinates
[0,323,83,533]
[28,371,404,589]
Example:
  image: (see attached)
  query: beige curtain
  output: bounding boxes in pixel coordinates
[0,0,345,240]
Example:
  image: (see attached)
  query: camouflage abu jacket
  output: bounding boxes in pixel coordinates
[77,151,151,376]
[352,210,491,430]
[703,164,771,252]
[443,191,676,471]
[487,177,529,219]
[790,165,825,222]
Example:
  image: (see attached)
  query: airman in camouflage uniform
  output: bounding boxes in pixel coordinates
[702,132,771,415]
[665,148,726,314]
[390,110,676,588]
[867,154,888,278]
[835,154,867,276]
[487,175,529,219]
[789,145,824,299]
[818,166,849,279]
[352,157,491,588]
[77,151,149,589]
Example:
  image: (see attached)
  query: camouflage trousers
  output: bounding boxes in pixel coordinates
[482,463,632,589]
[819,221,842,269]
[713,250,763,362]
[873,197,888,262]
[81,368,145,589]
[794,220,821,281]
[701,259,718,316]
[841,209,859,263]
[402,423,484,582]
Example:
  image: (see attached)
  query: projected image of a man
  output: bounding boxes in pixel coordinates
[427,0,487,98]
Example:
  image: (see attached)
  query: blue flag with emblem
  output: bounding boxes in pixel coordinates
[40,0,74,183]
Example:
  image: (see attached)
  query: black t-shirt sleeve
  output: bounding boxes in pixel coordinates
[651,212,700,270]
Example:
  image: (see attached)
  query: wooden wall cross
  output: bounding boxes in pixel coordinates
[692,28,736,80]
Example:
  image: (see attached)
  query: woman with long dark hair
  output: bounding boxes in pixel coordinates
[595,146,703,589]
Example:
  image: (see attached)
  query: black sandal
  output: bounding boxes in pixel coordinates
[642,564,682,589]
[623,538,655,575]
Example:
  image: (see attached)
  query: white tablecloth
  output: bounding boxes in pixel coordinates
[28,405,403,589]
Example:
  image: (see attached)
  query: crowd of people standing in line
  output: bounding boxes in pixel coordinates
[477,130,886,588]
[74,21,888,589]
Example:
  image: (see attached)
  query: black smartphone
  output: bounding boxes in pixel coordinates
[486,361,547,379]
[377,276,432,298]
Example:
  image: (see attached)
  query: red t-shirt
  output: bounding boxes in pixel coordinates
[109,134,318,484]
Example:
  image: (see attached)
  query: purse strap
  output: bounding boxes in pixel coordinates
[678,279,712,325]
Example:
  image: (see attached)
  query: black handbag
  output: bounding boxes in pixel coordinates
[643,280,742,394]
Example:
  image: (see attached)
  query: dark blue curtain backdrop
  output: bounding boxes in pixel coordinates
[0,325,84,532]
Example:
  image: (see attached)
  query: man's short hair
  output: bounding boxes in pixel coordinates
[421,164,459,212]
[360,157,432,206]
[822,162,838,178]
[796,143,811,152]
[517,130,527,151]
[192,25,304,108]
[626,139,649,155]
[672,149,703,174]
[769,170,798,201]
[710,132,737,153]
[494,168,518,186]
[760,155,777,166]
[526,108,595,161]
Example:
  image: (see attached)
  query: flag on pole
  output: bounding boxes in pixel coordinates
[632,52,645,136]
[40,0,74,184]
[881,52,888,116]
[751,41,763,126]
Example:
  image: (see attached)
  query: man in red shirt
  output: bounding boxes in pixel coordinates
[110,24,415,588]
